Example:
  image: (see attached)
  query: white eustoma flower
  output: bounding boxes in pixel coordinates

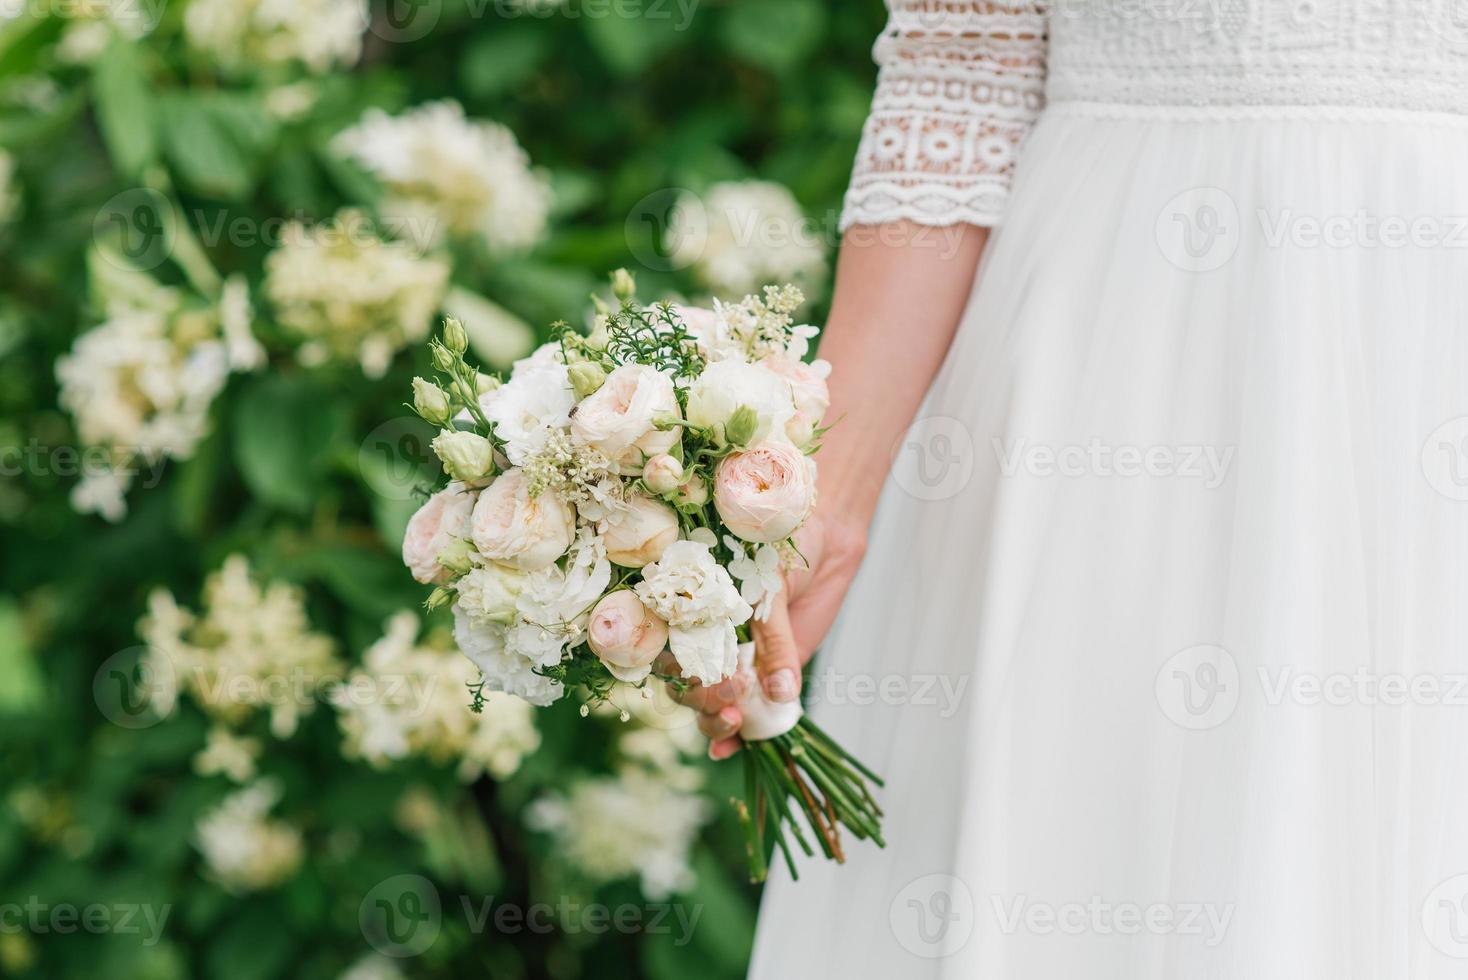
[666,180,826,298]
[333,100,551,252]
[635,539,752,685]
[185,0,366,75]
[482,363,575,465]
[194,780,304,893]
[453,608,564,707]
[685,358,796,445]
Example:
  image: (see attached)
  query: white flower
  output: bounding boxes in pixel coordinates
[339,955,406,980]
[455,562,527,626]
[138,556,341,738]
[598,494,679,568]
[185,0,366,75]
[401,483,476,585]
[470,468,576,571]
[634,540,751,685]
[453,608,563,706]
[685,358,795,445]
[725,536,785,620]
[666,180,826,298]
[332,613,540,780]
[569,363,680,469]
[263,210,449,377]
[482,363,575,466]
[333,100,551,252]
[194,780,303,893]
[193,726,262,783]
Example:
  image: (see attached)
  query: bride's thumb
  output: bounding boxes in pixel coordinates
[752,592,802,704]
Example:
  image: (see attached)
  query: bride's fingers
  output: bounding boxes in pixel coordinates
[670,672,749,714]
[709,736,741,761]
[751,591,802,703]
[697,705,742,741]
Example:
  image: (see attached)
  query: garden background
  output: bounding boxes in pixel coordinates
[0,0,886,977]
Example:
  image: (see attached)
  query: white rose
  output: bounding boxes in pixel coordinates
[599,494,680,568]
[714,439,817,543]
[471,468,576,571]
[569,363,680,468]
[483,363,575,465]
[402,483,476,584]
[456,562,527,625]
[686,359,794,445]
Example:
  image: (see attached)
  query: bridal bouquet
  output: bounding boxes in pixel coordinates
[398,271,883,881]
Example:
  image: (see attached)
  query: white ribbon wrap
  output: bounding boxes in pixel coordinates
[734,641,803,741]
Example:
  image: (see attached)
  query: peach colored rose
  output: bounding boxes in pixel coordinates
[600,494,680,568]
[587,591,668,681]
[471,468,575,571]
[569,363,680,469]
[714,439,816,544]
[759,354,829,447]
[642,454,684,495]
[402,483,476,584]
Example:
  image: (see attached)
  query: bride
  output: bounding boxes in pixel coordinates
[676,0,1468,976]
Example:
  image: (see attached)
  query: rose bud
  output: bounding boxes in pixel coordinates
[674,473,709,507]
[587,591,668,680]
[643,454,684,496]
[715,439,816,543]
[599,494,680,567]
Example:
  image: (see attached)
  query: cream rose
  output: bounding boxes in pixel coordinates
[714,439,816,543]
[586,591,668,681]
[759,354,829,447]
[402,483,477,584]
[471,468,576,571]
[685,359,794,446]
[569,363,680,468]
[599,494,680,568]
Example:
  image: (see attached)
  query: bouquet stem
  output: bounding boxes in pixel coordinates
[735,718,885,883]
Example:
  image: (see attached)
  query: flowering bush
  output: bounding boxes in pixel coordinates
[0,1,884,977]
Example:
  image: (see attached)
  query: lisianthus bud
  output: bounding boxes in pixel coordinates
[435,536,477,576]
[568,360,608,399]
[585,315,610,351]
[475,372,500,397]
[432,430,496,484]
[643,454,684,495]
[412,377,453,425]
[587,591,667,680]
[443,316,469,355]
[675,473,710,507]
[611,268,636,301]
[724,405,758,447]
[431,343,456,372]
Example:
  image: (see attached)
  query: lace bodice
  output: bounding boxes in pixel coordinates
[842,0,1468,229]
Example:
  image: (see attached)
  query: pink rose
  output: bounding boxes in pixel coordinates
[642,454,684,495]
[570,363,680,470]
[759,354,830,447]
[402,483,476,584]
[600,494,680,568]
[587,591,668,680]
[714,439,816,544]
[471,469,575,571]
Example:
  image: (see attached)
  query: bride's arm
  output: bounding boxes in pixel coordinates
[682,1,1049,753]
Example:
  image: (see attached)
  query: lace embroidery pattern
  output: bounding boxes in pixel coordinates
[841,0,1049,230]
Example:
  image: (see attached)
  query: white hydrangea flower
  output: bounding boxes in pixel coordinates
[194,780,304,893]
[333,100,552,252]
[635,539,752,685]
[527,762,708,900]
[184,0,367,75]
[138,556,342,738]
[56,265,262,521]
[332,613,540,780]
[667,180,826,298]
[263,210,449,377]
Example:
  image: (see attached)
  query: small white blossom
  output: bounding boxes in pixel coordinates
[194,726,262,783]
[481,362,575,466]
[194,780,303,893]
[724,535,784,620]
[185,0,367,75]
[667,181,826,298]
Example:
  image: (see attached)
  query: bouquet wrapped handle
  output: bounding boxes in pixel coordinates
[734,642,803,740]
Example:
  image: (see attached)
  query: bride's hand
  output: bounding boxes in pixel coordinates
[670,512,867,759]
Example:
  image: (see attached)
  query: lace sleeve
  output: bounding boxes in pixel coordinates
[840,1,1048,231]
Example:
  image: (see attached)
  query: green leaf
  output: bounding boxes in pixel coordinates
[232,376,345,514]
[722,0,827,73]
[159,92,278,200]
[91,36,157,177]
[460,27,550,99]
[582,3,688,76]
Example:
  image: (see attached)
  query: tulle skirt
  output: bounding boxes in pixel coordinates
[749,104,1468,979]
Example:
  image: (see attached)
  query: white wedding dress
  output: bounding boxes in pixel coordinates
[750,2,1468,978]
